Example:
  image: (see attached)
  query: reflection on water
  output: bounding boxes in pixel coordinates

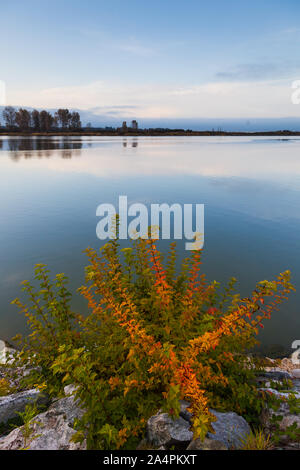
[0,137,83,160]
[0,136,140,159]
[122,139,138,148]
[0,136,299,348]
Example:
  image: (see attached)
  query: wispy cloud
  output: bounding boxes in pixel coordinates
[77,28,156,57]
[216,61,300,81]
[277,27,300,37]
[117,42,155,57]
[8,78,300,119]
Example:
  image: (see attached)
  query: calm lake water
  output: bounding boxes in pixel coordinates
[0,135,299,351]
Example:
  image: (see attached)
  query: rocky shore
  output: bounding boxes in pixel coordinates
[0,342,299,450]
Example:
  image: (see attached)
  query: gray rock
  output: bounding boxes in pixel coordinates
[169,401,250,449]
[261,371,293,382]
[259,388,300,400]
[0,340,17,365]
[260,388,300,441]
[256,378,282,389]
[291,369,300,379]
[64,384,78,397]
[207,410,251,449]
[0,393,86,450]
[147,411,193,448]
[187,437,227,450]
[179,400,192,422]
[0,389,49,424]
[0,365,40,392]
[136,438,167,450]
[293,379,300,393]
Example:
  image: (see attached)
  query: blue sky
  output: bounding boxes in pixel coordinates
[2,0,300,123]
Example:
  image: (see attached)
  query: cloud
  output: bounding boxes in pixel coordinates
[216,61,300,81]
[118,43,155,57]
[277,28,300,37]
[8,78,300,119]
[88,105,139,117]
[77,28,156,57]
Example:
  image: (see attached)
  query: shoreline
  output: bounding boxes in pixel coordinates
[1,130,300,137]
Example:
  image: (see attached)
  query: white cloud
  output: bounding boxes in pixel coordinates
[8,78,300,118]
[118,43,155,57]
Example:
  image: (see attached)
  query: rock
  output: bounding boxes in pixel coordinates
[64,384,78,397]
[0,340,17,365]
[136,438,167,450]
[136,438,150,450]
[147,406,250,450]
[179,401,251,449]
[0,393,86,450]
[259,388,300,400]
[256,377,281,389]
[256,370,293,389]
[187,437,227,450]
[280,358,300,373]
[0,389,49,424]
[261,371,293,382]
[266,357,277,364]
[207,410,251,449]
[0,365,40,392]
[179,400,192,422]
[293,379,300,393]
[147,411,193,448]
[260,388,300,438]
[291,369,300,379]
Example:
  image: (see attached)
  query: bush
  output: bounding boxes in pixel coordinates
[0,378,12,397]
[11,235,294,449]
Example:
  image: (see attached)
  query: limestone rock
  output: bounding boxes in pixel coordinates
[291,369,300,379]
[187,437,227,450]
[259,388,300,400]
[280,358,300,373]
[136,438,166,450]
[0,340,17,365]
[260,388,300,441]
[147,411,193,448]
[147,406,250,450]
[0,393,85,450]
[207,410,251,449]
[0,389,49,424]
[64,384,78,397]
[261,371,292,382]
[179,400,192,422]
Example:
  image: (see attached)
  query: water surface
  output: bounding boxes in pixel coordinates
[0,136,299,350]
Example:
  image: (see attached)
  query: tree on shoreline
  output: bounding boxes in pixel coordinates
[55,108,70,129]
[70,111,81,129]
[31,109,40,131]
[3,106,16,128]
[39,110,54,132]
[15,108,31,131]
[2,106,82,131]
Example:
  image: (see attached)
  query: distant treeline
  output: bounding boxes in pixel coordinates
[1,106,81,131]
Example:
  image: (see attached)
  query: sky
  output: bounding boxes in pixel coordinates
[1,0,300,125]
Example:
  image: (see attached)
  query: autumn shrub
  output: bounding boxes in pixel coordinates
[11,235,294,449]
